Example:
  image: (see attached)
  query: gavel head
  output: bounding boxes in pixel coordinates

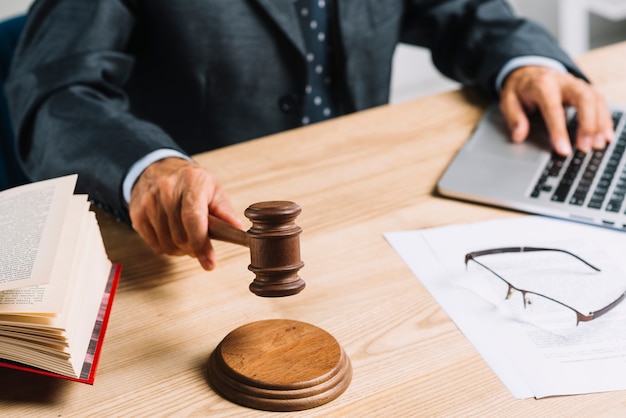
[244,201,305,297]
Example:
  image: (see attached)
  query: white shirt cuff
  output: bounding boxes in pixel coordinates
[495,56,568,93]
[122,149,193,205]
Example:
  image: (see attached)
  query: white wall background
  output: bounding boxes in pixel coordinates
[512,0,626,48]
[3,1,626,104]
[0,0,31,20]
[390,0,626,103]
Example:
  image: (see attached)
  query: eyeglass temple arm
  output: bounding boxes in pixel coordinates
[584,292,626,322]
[464,246,600,271]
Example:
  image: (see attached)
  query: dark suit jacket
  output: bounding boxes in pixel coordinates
[0,15,28,190]
[6,0,582,220]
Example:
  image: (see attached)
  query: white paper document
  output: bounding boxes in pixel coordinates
[385,216,626,399]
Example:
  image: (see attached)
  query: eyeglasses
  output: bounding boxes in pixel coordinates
[464,246,626,326]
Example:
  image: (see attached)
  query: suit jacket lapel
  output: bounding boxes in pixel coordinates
[253,0,306,56]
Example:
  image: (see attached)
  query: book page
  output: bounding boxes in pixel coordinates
[0,175,78,292]
[0,194,90,314]
[63,212,113,375]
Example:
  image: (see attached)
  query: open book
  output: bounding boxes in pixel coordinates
[0,174,120,384]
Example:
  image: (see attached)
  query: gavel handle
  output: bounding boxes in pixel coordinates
[208,214,249,247]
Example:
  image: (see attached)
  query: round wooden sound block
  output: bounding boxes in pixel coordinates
[207,319,352,411]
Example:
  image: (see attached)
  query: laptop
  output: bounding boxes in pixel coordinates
[437,103,626,230]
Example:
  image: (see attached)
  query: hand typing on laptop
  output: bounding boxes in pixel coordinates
[500,66,614,157]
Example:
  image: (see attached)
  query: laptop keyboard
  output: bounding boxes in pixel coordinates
[531,111,625,213]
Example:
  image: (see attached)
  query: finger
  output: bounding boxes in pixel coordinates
[164,184,188,250]
[180,180,214,270]
[535,87,572,156]
[130,190,165,254]
[594,93,615,149]
[500,93,530,143]
[135,179,183,256]
[150,197,184,256]
[132,197,182,255]
[573,102,595,153]
[209,192,244,229]
[562,82,598,153]
[131,210,162,254]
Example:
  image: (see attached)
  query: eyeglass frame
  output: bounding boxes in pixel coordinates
[464,246,626,325]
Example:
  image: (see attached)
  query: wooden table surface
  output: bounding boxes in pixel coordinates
[1,42,626,417]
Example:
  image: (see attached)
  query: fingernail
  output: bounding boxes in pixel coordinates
[199,255,213,271]
[511,124,525,143]
[593,134,605,149]
[579,136,592,153]
[556,140,571,155]
[606,129,615,142]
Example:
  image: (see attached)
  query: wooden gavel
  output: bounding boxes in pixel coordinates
[207,201,305,297]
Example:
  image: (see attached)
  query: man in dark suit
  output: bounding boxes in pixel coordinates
[5,0,613,270]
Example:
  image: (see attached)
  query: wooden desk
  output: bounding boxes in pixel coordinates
[2,42,626,417]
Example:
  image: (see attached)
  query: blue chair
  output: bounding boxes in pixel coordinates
[0,15,28,190]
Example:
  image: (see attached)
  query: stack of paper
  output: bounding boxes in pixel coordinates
[385,216,626,399]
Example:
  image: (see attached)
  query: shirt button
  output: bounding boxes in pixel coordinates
[278,94,299,113]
